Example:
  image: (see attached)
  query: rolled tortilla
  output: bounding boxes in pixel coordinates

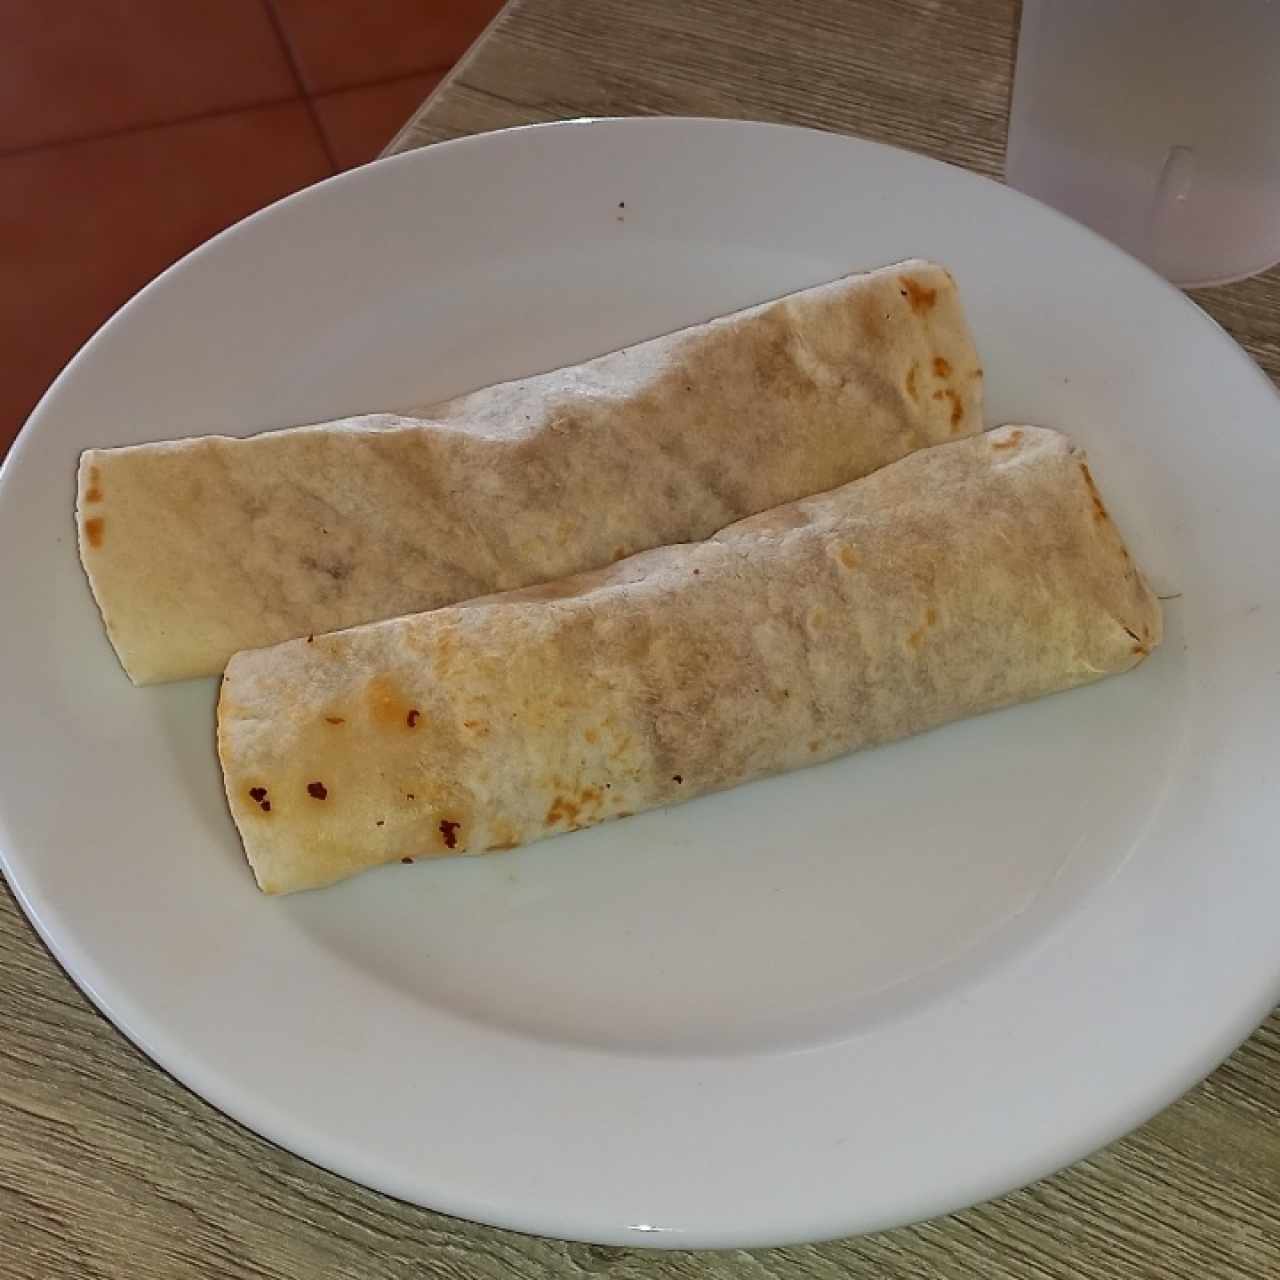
[77,260,981,684]
[218,426,1161,894]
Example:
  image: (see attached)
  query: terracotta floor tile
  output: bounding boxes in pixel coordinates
[0,103,333,457]
[270,0,501,93]
[312,72,444,168]
[0,1,298,153]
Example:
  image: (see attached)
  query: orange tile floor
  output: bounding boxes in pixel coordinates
[1,0,503,459]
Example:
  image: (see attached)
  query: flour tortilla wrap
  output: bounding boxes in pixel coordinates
[76,260,982,684]
[217,426,1161,894]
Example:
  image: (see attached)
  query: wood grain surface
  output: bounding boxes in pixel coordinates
[5,1,1278,1277]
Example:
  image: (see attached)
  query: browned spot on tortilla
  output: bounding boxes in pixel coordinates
[991,429,1024,451]
[612,546,629,561]
[249,786,267,802]
[899,275,938,314]
[306,781,328,800]
[83,517,104,548]
[749,502,812,533]
[406,708,420,728]
[438,818,461,849]
[401,857,414,864]
[943,388,964,431]
[1079,461,1110,522]
[546,796,578,826]
[839,545,859,570]
[584,727,599,744]
[84,467,102,503]
[971,367,984,379]
[907,605,940,651]
[808,740,821,753]
[858,301,884,345]
[490,822,520,849]
[545,787,605,828]
[905,362,919,402]
[375,819,384,827]
[932,356,952,377]
[324,715,345,725]
[672,774,683,785]
[1122,624,1149,657]
[931,389,945,401]
[461,718,490,736]
[367,674,408,727]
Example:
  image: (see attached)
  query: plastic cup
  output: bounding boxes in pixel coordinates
[1006,0,1280,287]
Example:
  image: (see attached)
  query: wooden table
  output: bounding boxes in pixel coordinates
[5,2,1278,1277]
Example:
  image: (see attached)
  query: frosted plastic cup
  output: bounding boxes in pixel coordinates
[1006,0,1280,287]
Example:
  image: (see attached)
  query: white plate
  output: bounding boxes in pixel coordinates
[2,118,1278,1249]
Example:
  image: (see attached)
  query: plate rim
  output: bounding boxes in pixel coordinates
[2,114,1279,1250]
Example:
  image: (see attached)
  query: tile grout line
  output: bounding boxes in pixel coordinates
[310,66,455,103]
[0,95,300,161]
[260,0,339,172]
[0,66,460,163]
[260,0,340,170]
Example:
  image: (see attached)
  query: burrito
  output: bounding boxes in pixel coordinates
[218,426,1161,894]
[77,260,982,684]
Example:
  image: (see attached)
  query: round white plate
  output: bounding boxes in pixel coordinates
[1,118,1278,1249]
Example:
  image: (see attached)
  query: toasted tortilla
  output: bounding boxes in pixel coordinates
[217,426,1160,894]
[77,260,982,684]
